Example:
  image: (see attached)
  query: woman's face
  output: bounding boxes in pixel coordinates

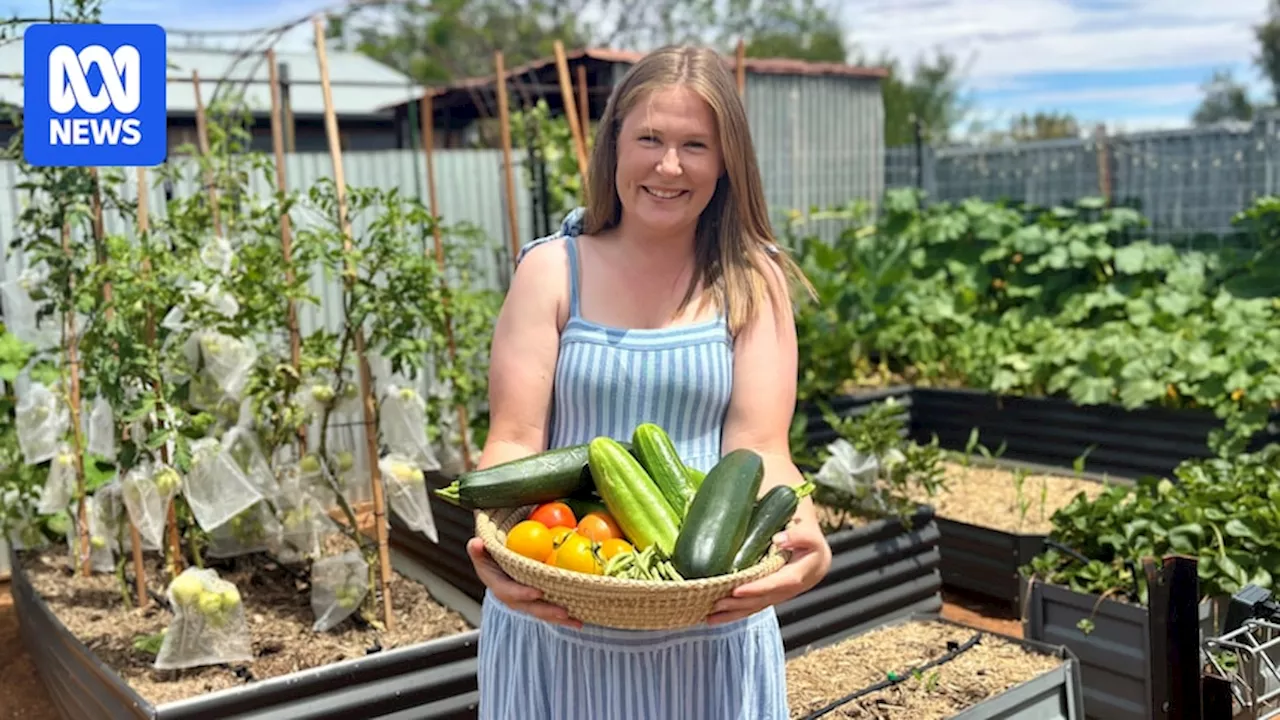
[614,85,724,238]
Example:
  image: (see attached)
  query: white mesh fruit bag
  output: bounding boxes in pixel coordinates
[379,453,436,542]
[182,438,264,532]
[16,383,68,466]
[120,462,180,552]
[154,568,253,670]
[378,384,441,473]
[310,549,369,632]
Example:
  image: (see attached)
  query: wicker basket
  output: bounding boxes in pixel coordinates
[475,505,787,630]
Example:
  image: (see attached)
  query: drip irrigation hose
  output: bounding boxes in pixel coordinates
[798,631,984,720]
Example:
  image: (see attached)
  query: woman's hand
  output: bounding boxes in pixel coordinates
[705,517,831,625]
[467,537,583,628]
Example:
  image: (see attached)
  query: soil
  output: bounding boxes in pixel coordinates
[910,460,1109,535]
[0,581,60,720]
[16,546,473,708]
[786,618,1061,719]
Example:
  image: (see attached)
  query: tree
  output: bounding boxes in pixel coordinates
[1192,69,1255,126]
[869,48,972,147]
[1255,0,1280,105]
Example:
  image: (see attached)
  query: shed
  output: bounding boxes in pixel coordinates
[382,47,889,229]
[0,41,421,155]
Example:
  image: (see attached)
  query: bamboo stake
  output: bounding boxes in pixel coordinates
[552,42,589,183]
[736,39,746,97]
[90,167,149,607]
[419,94,475,473]
[60,221,90,577]
[494,52,522,267]
[135,168,183,576]
[575,64,590,151]
[312,15,394,629]
[267,48,306,452]
[191,70,222,237]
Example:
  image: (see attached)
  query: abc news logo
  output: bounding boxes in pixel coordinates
[48,44,144,147]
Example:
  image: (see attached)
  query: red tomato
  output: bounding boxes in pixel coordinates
[529,502,576,530]
[576,512,623,542]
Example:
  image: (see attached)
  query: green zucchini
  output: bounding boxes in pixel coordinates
[433,444,594,509]
[671,449,764,579]
[563,496,608,520]
[729,481,815,572]
[631,423,697,518]
[588,436,680,556]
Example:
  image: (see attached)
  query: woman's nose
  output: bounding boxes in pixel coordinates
[656,147,683,176]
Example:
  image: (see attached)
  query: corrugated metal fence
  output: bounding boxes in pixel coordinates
[885,113,1280,249]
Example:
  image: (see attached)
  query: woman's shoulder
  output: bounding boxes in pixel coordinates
[515,207,586,266]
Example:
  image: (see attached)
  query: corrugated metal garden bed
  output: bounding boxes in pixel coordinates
[9,545,480,720]
[786,613,1084,719]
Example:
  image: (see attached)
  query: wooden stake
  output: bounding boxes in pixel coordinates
[420,94,475,472]
[267,48,306,453]
[191,70,222,237]
[90,167,149,607]
[313,15,394,629]
[136,168,183,576]
[1094,123,1112,206]
[575,64,590,150]
[494,52,522,267]
[552,42,589,183]
[735,39,746,97]
[60,221,90,577]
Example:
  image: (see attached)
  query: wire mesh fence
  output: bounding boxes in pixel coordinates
[884,113,1280,251]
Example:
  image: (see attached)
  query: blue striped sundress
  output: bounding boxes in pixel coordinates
[476,208,790,720]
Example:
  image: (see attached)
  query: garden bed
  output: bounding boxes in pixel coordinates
[1021,578,1219,720]
[910,460,1108,609]
[909,387,1279,480]
[786,614,1083,719]
[11,545,480,719]
[389,472,485,604]
[779,504,942,655]
[797,385,914,448]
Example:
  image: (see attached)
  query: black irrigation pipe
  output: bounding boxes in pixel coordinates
[1044,538,1144,603]
[798,631,985,720]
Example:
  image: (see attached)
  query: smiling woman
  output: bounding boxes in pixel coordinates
[462,44,830,720]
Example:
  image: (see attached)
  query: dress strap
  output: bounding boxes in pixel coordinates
[565,234,582,318]
[515,207,587,319]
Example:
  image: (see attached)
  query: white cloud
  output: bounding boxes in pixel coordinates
[842,0,1270,81]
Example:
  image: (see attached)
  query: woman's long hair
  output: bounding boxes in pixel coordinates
[580,45,816,336]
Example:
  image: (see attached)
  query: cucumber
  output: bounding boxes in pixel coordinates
[685,465,706,489]
[671,449,764,579]
[729,481,815,572]
[433,444,594,509]
[588,436,680,556]
[631,423,697,518]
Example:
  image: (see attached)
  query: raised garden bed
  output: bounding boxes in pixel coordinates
[780,504,942,656]
[786,613,1084,719]
[389,471,485,604]
[909,387,1279,481]
[1021,578,1218,720]
[10,545,481,720]
[797,385,914,448]
[912,460,1109,611]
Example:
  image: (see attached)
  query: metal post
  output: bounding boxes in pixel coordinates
[913,115,925,194]
[1146,555,1203,720]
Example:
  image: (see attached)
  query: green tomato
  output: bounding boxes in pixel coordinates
[300,454,321,474]
[336,451,355,472]
[310,385,335,403]
[170,574,204,607]
[154,468,181,494]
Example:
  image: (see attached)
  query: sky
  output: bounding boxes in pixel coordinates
[3,0,1273,134]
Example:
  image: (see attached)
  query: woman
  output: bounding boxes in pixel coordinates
[465,44,833,719]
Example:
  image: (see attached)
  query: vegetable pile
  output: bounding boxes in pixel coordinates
[437,423,813,582]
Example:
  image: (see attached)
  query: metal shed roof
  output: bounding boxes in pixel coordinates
[384,46,888,128]
[0,41,421,119]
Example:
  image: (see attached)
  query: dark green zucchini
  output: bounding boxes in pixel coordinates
[671,449,764,579]
[729,481,815,572]
[433,443,594,509]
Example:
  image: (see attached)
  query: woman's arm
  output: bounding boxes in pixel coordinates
[474,240,566,469]
[466,239,582,627]
[708,254,831,624]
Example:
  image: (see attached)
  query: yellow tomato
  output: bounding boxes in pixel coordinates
[505,520,553,562]
[598,538,633,561]
[576,512,623,542]
[550,534,602,575]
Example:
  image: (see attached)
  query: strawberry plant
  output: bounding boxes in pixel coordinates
[1023,442,1280,604]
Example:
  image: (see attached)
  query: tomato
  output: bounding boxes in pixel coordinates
[549,526,576,547]
[550,533,602,575]
[505,520,553,562]
[598,537,633,561]
[576,511,623,542]
[529,502,576,530]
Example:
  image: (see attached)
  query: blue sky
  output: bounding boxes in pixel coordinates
[5,0,1272,134]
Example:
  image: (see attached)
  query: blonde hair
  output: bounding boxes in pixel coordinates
[581,45,816,337]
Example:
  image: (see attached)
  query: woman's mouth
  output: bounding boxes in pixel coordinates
[643,186,687,200]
